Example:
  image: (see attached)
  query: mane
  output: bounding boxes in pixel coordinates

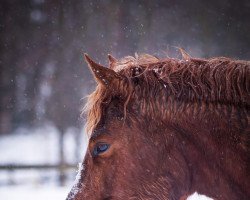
[84,54,250,134]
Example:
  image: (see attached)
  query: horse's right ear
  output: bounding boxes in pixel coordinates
[108,54,117,69]
[84,54,123,86]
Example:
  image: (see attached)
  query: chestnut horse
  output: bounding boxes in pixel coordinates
[67,53,249,200]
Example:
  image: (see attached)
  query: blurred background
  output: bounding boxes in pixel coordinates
[0,0,249,199]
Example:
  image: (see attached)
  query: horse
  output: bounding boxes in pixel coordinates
[66,53,250,200]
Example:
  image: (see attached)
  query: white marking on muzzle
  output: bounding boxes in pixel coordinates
[67,163,85,199]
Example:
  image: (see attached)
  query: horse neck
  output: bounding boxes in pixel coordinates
[166,102,249,199]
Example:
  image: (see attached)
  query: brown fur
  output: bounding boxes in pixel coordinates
[85,55,249,134]
[68,54,250,200]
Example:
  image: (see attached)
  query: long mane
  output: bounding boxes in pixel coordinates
[84,54,250,134]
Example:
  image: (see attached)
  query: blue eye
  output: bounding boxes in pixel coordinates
[93,143,110,157]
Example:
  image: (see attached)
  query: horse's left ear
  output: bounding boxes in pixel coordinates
[84,54,122,86]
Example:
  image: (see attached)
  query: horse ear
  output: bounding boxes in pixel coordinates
[108,54,117,69]
[84,54,122,86]
[179,48,190,61]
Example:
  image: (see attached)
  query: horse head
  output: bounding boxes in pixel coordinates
[67,54,250,200]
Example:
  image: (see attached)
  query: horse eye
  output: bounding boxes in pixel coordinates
[93,143,110,157]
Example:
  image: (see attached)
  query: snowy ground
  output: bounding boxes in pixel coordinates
[0,185,70,200]
[0,125,87,200]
